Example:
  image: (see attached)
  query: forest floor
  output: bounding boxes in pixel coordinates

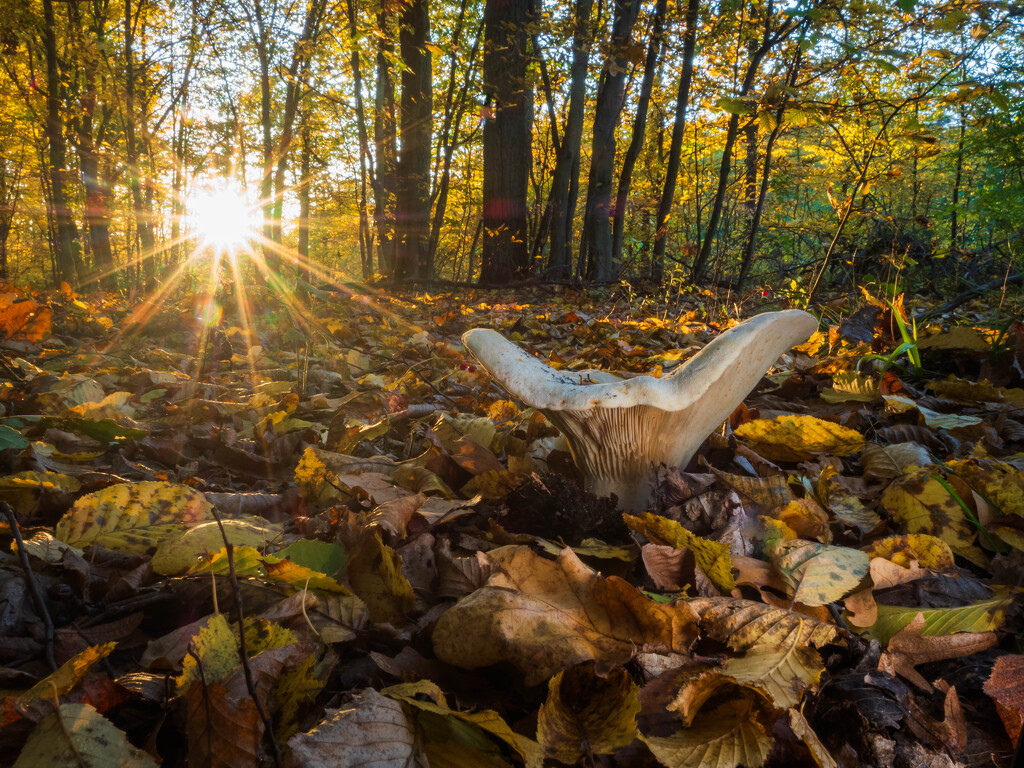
[0,277,1023,768]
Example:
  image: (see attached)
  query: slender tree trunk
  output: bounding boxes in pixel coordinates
[691,5,796,282]
[124,0,155,289]
[42,0,80,286]
[950,107,966,250]
[394,0,432,281]
[547,0,593,279]
[737,44,802,289]
[374,4,398,277]
[584,0,640,283]
[270,0,328,247]
[0,155,22,281]
[298,117,311,283]
[429,12,483,270]
[345,0,374,280]
[75,1,115,289]
[651,0,699,283]
[480,0,532,284]
[612,0,666,273]
[253,0,274,251]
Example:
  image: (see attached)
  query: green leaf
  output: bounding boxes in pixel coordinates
[897,0,915,12]
[859,594,1012,644]
[0,424,29,450]
[716,97,751,115]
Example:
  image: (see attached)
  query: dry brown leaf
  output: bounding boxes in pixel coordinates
[287,688,422,767]
[432,546,699,685]
[983,654,1024,746]
[688,597,838,652]
[878,613,998,690]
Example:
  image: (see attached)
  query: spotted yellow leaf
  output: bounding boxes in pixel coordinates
[735,415,864,462]
[766,538,869,606]
[948,458,1024,516]
[55,481,213,553]
[865,533,955,570]
[881,470,985,565]
[688,597,838,652]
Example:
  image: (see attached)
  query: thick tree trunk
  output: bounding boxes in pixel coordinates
[394,0,432,281]
[374,5,398,277]
[651,0,699,283]
[547,0,593,280]
[480,0,531,284]
[612,0,666,273]
[43,0,80,286]
[584,0,640,283]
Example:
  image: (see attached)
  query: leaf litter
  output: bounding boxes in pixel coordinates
[0,281,1022,767]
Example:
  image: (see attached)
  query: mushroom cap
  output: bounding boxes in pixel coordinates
[462,309,817,413]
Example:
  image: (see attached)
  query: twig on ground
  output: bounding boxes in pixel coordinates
[1,501,56,672]
[210,507,282,768]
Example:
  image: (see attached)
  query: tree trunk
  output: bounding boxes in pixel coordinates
[124,0,156,290]
[651,0,699,283]
[394,0,432,281]
[584,0,640,283]
[547,0,593,279]
[270,0,328,246]
[74,0,115,289]
[345,0,374,280]
[428,5,482,271]
[737,44,802,290]
[950,107,966,250]
[612,0,666,273]
[691,3,797,282]
[298,117,311,283]
[42,0,80,286]
[480,0,532,284]
[374,4,398,277]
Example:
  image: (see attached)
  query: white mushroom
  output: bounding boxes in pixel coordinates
[463,309,818,511]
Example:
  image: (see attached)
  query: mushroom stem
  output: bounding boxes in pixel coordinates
[464,309,817,510]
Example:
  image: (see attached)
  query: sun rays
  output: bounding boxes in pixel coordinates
[92,176,427,398]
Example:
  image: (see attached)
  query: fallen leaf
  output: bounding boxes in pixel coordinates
[878,612,997,689]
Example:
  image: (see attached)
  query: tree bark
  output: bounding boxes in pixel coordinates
[345,0,374,280]
[42,0,80,286]
[393,0,432,281]
[124,0,155,289]
[651,0,699,283]
[374,3,398,277]
[612,0,666,274]
[691,2,798,282]
[584,0,641,283]
[480,0,532,284]
[547,0,593,280]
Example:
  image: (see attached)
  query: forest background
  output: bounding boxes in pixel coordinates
[0,0,1022,299]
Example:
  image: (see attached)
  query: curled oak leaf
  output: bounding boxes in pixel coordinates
[877,613,998,690]
[432,546,699,686]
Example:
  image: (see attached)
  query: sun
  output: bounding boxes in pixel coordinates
[188,185,261,249]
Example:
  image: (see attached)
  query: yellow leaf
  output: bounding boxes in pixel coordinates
[688,597,838,652]
[881,470,985,565]
[767,538,869,606]
[0,471,81,493]
[150,518,282,575]
[538,664,640,762]
[176,614,241,694]
[20,642,116,702]
[866,533,955,570]
[623,513,736,591]
[14,703,157,768]
[723,639,824,708]
[948,458,1024,516]
[641,694,774,768]
[347,529,415,624]
[55,481,214,552]
[817,466,881,533]
[735,415,864,461]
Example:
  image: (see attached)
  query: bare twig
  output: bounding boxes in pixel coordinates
[210,507,282,768]
[1,501,56,671]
